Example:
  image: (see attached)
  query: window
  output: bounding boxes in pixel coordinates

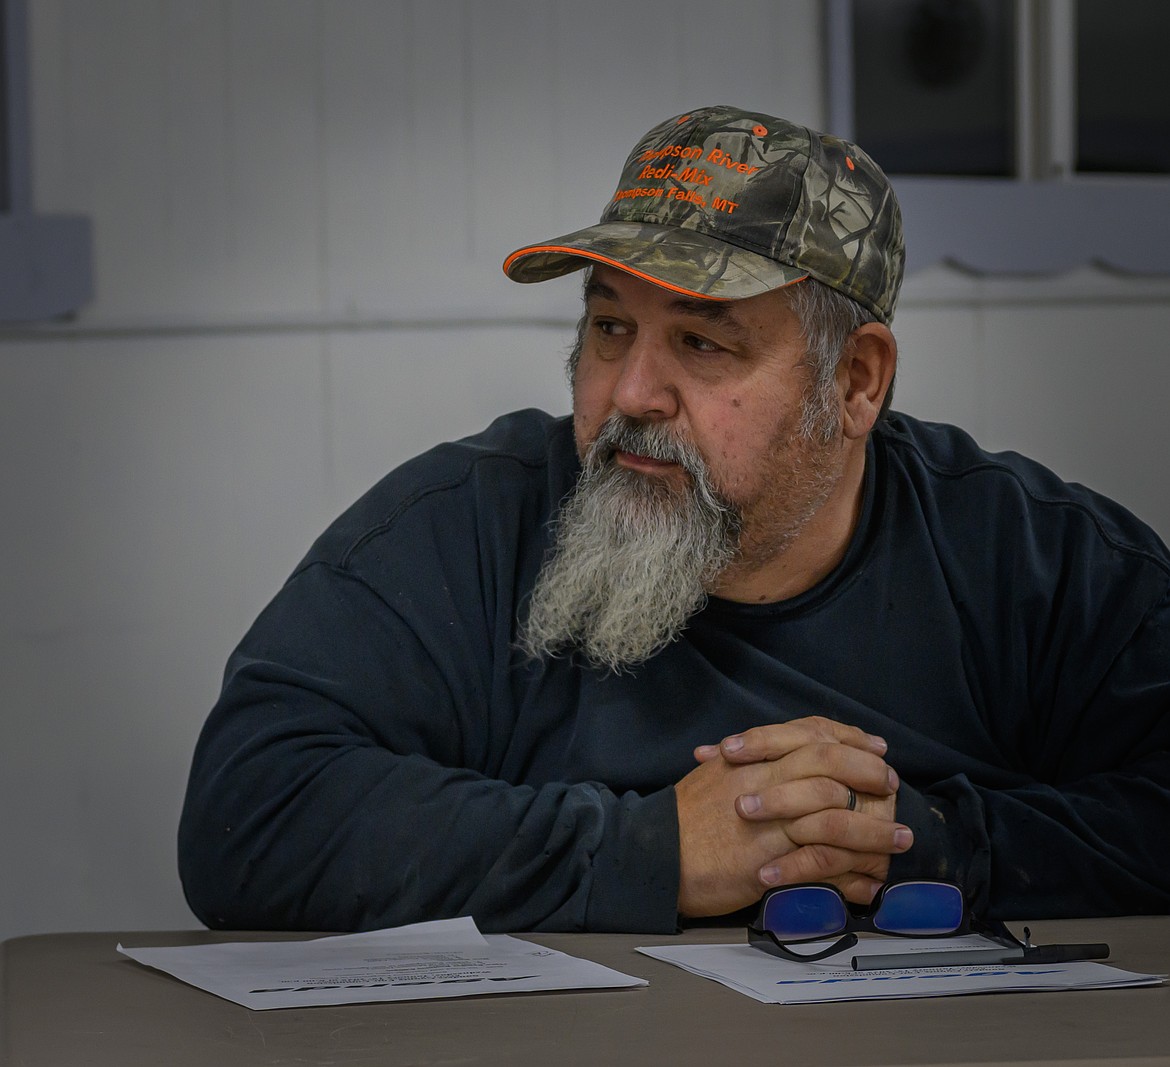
[826,0,1170,274]
[1075,1,1170,174]
[0,0,92,323]
[852,0,1017,177]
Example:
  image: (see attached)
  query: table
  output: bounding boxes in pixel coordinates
[3,917,1169,1066]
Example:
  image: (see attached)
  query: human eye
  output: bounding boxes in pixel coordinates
[592,316,631,338]
[682,332,724,355]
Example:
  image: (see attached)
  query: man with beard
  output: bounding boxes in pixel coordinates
[179,107,1170,933]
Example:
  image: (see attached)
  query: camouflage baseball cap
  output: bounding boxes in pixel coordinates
[503,106,905,323]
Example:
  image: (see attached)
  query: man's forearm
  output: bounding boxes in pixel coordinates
[180,733,681,933]
[889,770,1170,918]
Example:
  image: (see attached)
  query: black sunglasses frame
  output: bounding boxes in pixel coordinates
[747,880,1018,963]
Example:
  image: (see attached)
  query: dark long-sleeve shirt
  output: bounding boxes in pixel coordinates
[179,409,1170,932]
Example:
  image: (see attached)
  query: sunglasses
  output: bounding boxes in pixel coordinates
[747,880,1107,967]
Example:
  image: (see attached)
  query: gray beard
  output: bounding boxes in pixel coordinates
[518,414,742,673]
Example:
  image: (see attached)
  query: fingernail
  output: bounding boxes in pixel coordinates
[722,735,744,754]
[894,826,913,850]
[694,744,720,760]
[887,767,900,792]
[868,734,888,754]
[759,865,781,885]
[739,794,761,815]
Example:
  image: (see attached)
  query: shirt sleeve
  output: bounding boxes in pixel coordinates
[889,588,1170,919]
[178,561,681,934]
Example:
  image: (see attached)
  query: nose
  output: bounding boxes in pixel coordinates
[610,333,679,421]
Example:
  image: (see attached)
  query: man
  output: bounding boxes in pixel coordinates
[179,106,1170,933]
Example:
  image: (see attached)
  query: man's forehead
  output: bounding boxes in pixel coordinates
[585,267,752,325]
[583,267,802,343]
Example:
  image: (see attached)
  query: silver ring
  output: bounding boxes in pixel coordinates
[845,786,857,812]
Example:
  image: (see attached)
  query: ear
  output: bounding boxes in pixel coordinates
[839,323,897,440]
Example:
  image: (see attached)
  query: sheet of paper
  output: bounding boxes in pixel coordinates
[638,933,1165,1005]
[118,916,646,1010]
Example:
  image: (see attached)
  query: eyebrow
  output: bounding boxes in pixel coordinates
[584,278,750,339]
[583,278,620,304]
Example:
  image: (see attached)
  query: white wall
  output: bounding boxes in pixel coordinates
[2,0,1167,943]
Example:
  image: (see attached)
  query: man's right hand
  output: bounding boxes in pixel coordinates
[675,716,911,918]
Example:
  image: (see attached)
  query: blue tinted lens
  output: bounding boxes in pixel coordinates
[761,886,849,940]
[873,882,965,935]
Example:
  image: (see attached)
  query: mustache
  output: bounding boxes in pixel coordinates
[586,414,707,477]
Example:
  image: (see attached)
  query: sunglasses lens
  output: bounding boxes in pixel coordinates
[761,885,849,940]
[873,881,965,935]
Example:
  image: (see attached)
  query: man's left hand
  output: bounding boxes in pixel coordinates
[695,721,908,904]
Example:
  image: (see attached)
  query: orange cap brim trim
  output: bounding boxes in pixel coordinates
[503,244,809,301]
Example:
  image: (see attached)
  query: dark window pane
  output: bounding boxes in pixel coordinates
[1076,1,1170,174]
[852,0,1016,176]
[0,0,10,212]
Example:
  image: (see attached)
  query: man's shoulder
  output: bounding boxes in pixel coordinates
[875,412,1020,476]
[875,412,1170,565]
[306,408,577,570]
[407,407,573,483]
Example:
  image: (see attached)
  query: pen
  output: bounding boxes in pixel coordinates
[852,942,1110,971]
[852,947,1025,970]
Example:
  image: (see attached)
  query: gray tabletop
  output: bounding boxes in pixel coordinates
[3,917,1169,1066]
